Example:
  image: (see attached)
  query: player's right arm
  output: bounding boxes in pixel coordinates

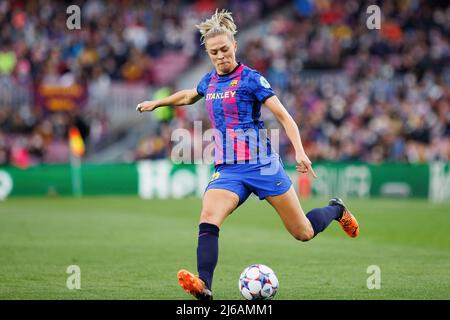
[136,88,202,113]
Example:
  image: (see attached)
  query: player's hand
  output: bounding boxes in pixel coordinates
[136,101,159,113]
[295,152,317,178]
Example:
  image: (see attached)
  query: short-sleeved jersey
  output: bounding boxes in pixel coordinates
[197,63,277,165]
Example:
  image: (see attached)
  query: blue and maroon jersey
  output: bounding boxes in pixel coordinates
[197,63,277,165]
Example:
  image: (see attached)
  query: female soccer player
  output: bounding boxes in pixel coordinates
[137,9,359,300]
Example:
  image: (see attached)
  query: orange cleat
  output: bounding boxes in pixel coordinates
[177,269,213,300]
[329,198,359,238]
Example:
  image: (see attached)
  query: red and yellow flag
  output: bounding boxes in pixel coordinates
[69,126,85,157]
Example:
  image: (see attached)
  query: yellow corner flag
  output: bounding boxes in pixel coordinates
[69,126,85,157]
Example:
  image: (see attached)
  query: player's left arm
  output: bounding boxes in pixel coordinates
[264,96,317,177]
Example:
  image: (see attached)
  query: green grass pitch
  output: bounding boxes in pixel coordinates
[1,196,449,299]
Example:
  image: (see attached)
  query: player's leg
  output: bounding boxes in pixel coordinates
[246,158,337,240]
[265,186,315,241]
[199,188,240,226]
[178,187,246,300]
[250,156,358,240]
[196,188,240,290]
[266,186,359,240]
[266,186,342,241]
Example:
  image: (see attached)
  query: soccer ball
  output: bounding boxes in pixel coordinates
[238,264,279,300]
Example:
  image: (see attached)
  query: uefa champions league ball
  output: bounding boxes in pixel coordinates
[238,264,279,300]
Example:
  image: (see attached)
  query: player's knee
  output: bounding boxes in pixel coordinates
[292,227,314,242]
[293,233,313,242]
[200,209,217,225]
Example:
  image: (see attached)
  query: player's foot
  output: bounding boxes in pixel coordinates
[177,269,213,300]
[329,198,359,238]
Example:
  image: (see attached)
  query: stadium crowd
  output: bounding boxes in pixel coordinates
[0,0,285,166]
[240,0,450,163]
[1,0,449,166]
[138,0,450,164]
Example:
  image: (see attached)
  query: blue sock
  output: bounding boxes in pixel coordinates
[306,205,343,237]
[197,222,219,290]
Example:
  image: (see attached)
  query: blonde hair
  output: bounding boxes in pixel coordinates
[195,9,237,45]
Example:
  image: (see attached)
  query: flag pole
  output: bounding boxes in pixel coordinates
[70,153,83,197]
[68,126,85,197]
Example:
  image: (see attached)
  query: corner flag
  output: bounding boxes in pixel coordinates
[68,126,84,196]
[69,126,85,157]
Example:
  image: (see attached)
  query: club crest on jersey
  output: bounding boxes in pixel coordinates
[229,79,239,87]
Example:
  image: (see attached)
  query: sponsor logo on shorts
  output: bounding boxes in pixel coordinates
[210,172,220,182]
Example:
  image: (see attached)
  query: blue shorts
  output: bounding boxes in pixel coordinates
[205,156,292,206]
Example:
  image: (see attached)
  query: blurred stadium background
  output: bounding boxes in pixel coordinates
[0,0,449,299]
